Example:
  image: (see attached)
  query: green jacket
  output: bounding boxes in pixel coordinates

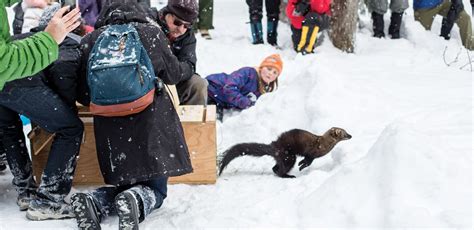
[0,0,58,90]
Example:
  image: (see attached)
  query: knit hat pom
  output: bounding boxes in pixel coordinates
[259,54,283,74]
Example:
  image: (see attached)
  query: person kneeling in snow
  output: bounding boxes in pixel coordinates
[414,0,474,50]
[286,0,331,54]
[72,2,193,229]
[206,54,283,120]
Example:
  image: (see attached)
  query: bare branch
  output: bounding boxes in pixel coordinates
[443,46,462,66]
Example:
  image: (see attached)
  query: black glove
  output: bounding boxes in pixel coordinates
[293,0,310,17]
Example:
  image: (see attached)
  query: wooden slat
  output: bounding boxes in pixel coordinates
[169,121,216,184]
[205,105,216,122]
[177,105,204,122]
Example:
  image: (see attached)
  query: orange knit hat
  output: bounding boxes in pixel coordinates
[259,54,283,74]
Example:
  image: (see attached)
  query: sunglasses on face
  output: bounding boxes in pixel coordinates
[173,18,192,29]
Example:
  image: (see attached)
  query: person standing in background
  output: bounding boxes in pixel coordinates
[366,0,408,38]
[195,0,214,39]
[246,0,281,46]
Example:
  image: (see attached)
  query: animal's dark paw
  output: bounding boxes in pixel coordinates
[298,160,304,166]
[299,163,309,171]
[281,174,296,178]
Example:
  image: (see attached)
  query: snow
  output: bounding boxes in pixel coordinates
[1,0,473,229]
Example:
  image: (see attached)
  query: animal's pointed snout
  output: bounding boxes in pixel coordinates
[347,134,352,139]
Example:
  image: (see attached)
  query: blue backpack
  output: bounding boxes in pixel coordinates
[87,24,157,117]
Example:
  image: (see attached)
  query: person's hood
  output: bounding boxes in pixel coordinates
[94,2,149,29]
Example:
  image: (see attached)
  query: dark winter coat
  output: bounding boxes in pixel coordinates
[5,30,81,108]
[154,7,197,82]
[77,3,193,186]
[286,0,331,29]
[12,0,24,35]
[206,67,262,110]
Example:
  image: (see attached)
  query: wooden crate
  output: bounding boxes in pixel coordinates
[30,105,217,185]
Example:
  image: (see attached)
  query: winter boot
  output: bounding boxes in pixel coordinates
[250,21,264,44]
[71,193,102,230]
[372,12,385,38]
[440,18,452,40]
[200,29,212,40]
[267,18,279,46]
[115,185,158,230]
[17,191,36,211]
[0,151,6,172]
[0,161,6,172]
[26,198,75,220]
[388,12,403,39]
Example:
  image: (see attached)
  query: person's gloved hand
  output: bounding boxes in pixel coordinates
[246,92,257,105]
[293,0,310,17]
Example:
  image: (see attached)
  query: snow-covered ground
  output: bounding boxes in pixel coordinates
[1,0,472,229]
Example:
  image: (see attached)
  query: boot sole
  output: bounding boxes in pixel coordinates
[25,209,75,221]
[71,193,102,230]
[115,191,139,230]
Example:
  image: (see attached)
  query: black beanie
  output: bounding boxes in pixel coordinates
[167,0,198,22]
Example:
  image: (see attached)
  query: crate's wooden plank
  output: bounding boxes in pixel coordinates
[73,125,104,184]
[205,105,216,122]
[177,105,204,122]
[169,122,216,184]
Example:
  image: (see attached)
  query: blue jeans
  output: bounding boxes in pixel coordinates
[91,177,168,217]
[0,85,83,203]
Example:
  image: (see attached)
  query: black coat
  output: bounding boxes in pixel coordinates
[155,7,197,81]
[12,1,24,35]
[77,3,193,186]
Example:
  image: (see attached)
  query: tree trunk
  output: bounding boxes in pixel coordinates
[329,0,359,53]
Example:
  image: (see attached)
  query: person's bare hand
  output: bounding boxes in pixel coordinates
[44,6,81,44]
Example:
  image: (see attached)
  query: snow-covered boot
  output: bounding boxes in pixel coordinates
[115,185,157,230]
[250,21,264,44]
[17,190,36,211]
[0,161,6,172]
[267,18,279,46]
[388,12,403,39]
[71,193,102,230]
[440,17,452,40]
[115,185,156,230]
[0,151,6,172]
[115,190,140,230]
[26,198,75,220]
[372,12,385,38]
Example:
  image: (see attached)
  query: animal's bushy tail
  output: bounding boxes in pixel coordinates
[218,143,277,176]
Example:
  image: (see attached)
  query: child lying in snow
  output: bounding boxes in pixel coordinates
[206,54,283,118]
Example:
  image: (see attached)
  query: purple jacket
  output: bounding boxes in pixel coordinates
[206,67,262,110]
[79,0,100,26]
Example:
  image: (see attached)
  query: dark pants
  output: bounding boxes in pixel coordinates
[0,84,83,202]
[91,177,168,217]
[176,74,208,105]
[197,0,214,30]
[246,0,281,22]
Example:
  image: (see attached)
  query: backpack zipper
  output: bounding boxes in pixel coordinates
[137,64,144,85]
